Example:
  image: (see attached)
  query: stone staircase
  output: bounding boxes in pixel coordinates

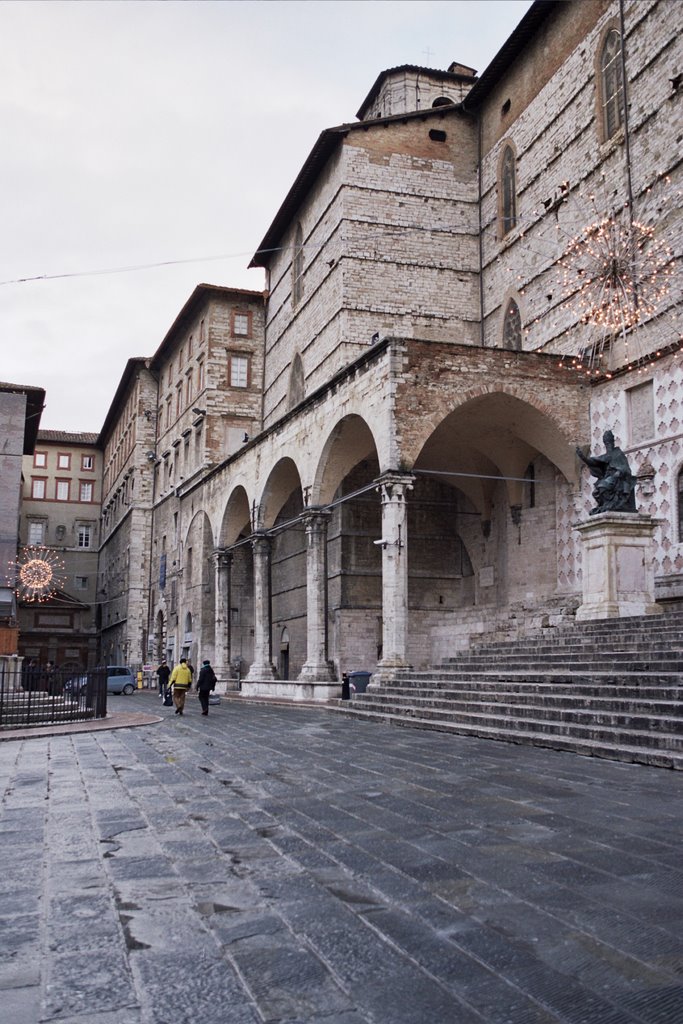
[342,612,683,769]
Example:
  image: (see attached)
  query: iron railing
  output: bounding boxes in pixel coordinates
[0,664,108,730]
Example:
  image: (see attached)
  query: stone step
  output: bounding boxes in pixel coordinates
[395,671,682,690]
[349,700,683,747]
[359,693,683,731]
[375,687,683,713]
[441,656,683,672]
[339,706,683,770]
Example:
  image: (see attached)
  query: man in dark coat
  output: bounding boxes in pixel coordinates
[196,659,217,716]
[156,659,171,697]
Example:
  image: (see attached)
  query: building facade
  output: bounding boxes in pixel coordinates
[90,0,682,693]
[18,429,101,670]
[0,382,44,662]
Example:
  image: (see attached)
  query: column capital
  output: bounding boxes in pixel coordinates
[212,548,232,568]
[375,471,415,503]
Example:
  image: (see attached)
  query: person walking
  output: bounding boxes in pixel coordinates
[196,659,217,716]
[156,659,171,698]
[168,657,192,715]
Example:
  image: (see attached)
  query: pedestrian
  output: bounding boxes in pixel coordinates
[156,659,171,697]
[196,659,217,716]
[168,657,192,715]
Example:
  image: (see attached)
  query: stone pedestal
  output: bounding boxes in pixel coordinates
[574,513,661,621]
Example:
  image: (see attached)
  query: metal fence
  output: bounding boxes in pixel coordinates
[0,664,108,730]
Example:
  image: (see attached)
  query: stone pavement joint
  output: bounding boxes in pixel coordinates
[0,691,682,1023]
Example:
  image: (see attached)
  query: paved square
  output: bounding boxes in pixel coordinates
[1,693,682,1023]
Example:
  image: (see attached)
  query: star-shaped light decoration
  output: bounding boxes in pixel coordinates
[9,546,65,603]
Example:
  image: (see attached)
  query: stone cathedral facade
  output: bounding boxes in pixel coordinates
[96,0,682,696]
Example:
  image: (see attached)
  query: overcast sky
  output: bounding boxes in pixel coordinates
[1,0,531,433]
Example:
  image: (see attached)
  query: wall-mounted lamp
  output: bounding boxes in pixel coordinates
[192,407,206,416]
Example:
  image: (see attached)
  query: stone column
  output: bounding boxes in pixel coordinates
[245,532,278,680]
[375,472,414,678]
[212,549,231,686]
[298,509,335,681]
[574,512,662,620]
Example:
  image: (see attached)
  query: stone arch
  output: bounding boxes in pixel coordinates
[406,384,579,511]
[181,510,215,665]
[312,414,380,506]
[259,458,304,529]
[220,485,253,546]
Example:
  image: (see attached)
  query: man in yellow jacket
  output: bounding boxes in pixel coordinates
[169,657,192,716]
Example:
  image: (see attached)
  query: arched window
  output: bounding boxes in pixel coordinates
[502,298,522,350]
[292,223,304,306]
[499,144,517,237]
[600,28,625,141]
[288,353,305,410]
[678,467,683,543]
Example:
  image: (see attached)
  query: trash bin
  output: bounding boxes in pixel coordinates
[348,670,371,696]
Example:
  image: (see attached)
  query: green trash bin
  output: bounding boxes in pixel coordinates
[348,671,371,695]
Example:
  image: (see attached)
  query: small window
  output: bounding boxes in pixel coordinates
[428,129,447,142]
[232,311,251,337]
[499,144,517,237]
[502,298,522,350]
[34,451,47,468]
[600,28,625,141]
[197,359,205,392]
[78,525,92,549]
[229,355,249,388]
[79,481,94,502]
[292,222,304,306]
[81,454,94,471]
[28,521,44,544]
[57,452,71,470]
[75,576,88,591]
[31,478,47,500]
[56,479,70,501]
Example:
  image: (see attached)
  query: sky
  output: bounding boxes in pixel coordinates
[1,0,532,433]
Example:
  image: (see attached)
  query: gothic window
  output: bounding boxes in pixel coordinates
[499,144,517,237]
[288,353,305,409]
[502,298,522,350]
[292,222,304,306]
[678,467,683,543]
[600,28,625,141]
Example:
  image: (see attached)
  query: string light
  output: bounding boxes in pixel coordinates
[502,173,682,380]
[9,546,65,603]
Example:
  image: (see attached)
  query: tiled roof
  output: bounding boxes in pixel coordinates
[37,430,99,444]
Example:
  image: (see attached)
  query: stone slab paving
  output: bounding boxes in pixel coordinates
[1,691,682,1024]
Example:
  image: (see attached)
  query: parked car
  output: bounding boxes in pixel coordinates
[65,666,137,698]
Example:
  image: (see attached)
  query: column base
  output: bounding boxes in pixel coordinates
[244,661,279,681]
[371,658,412,688]
[297,661,336,682]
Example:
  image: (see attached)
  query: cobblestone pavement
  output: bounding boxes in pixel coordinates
[1,692,682,1024]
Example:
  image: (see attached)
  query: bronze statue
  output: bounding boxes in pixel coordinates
[576,430,637,515]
